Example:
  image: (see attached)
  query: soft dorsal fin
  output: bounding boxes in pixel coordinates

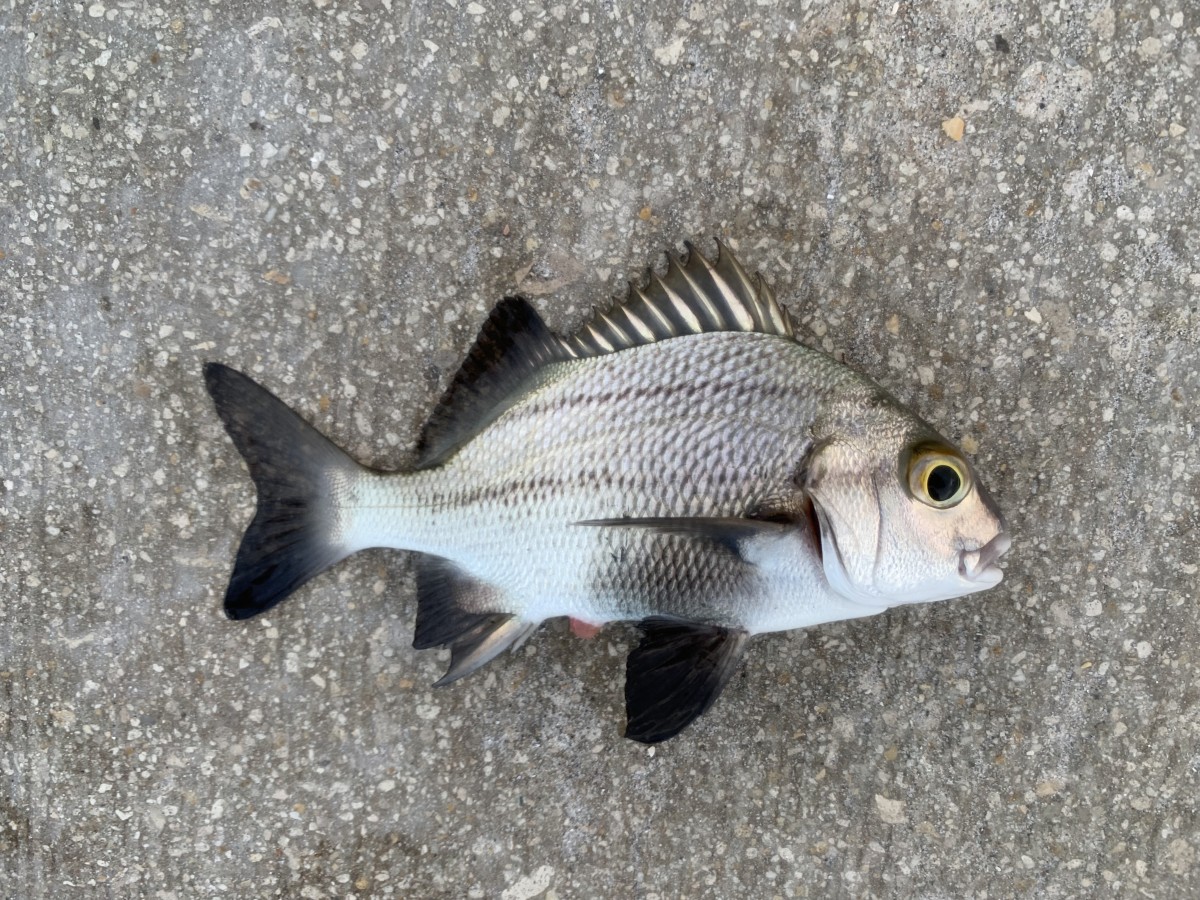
[567,240,794,357]
[417,242,789,467]
[416,297,572,468]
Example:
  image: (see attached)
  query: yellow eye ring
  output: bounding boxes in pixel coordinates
[907,451,970,509]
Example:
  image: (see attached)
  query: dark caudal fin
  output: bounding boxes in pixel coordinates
[204,363,363,620]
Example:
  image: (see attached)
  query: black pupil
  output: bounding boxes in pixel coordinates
[927,464,962,502]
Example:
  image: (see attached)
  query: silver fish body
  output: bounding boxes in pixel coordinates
[351,333,868,630]
[205,242,1010,742]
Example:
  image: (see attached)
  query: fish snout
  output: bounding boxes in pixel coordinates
[958,532,1012,586]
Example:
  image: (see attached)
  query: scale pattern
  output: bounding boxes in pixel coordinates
[351,331,877,630]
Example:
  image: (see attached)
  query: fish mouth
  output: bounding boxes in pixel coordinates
[958,532,1012,586]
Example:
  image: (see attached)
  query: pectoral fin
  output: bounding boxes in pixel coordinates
[623,618,749,744]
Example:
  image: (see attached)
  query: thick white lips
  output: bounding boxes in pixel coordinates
[959,532,1012,586]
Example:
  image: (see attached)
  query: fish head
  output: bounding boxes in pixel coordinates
[802,412,1010,609]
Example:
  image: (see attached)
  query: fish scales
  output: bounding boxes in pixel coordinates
[349,335,848,623]
[204,240,1010,742]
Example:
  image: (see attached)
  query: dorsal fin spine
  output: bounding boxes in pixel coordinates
[759,280,792,336]
[722,243,785,333]
[573,331,599,355]
[720,242,760,297]
[599,310,633,346]
[693,249,758,330]
[633,286,676,337]
[654,273,704,332]
[670,254,726,330]
[622,306,655,342]
[586,322,616,353]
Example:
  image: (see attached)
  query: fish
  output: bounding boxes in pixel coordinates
[204,240,1010,744]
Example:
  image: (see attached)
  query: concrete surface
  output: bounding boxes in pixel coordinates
[2,0,1198,897]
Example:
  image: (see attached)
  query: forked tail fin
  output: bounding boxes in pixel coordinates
[204,363,365,620]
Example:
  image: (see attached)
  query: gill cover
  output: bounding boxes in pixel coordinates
[800,434,1007,607]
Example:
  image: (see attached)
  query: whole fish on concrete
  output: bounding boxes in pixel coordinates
[204,241,1010,743]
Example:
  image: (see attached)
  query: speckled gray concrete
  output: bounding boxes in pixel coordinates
[2,0,1198,897]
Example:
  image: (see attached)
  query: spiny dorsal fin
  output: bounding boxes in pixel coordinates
[418,243,786,466]
[567,240,794,358]
[416,297,572,468]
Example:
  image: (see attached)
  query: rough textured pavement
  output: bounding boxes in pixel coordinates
[3,1,1199,897]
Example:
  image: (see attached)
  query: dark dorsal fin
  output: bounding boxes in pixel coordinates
[416,297,572,468]
[624,618,749,744]
[417,243,789,467]
[567,240,794,357]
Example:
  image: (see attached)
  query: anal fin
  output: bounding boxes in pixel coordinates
[432,615,538,686]
[412,556,537,685]
[624,618,749,744]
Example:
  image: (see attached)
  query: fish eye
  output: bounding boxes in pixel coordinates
[907,450,970,509]
[927,464,962,502]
